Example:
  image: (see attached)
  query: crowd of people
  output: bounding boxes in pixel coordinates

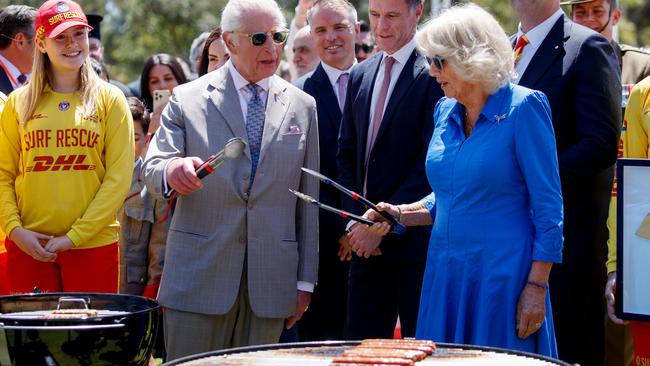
[0,0,648,365]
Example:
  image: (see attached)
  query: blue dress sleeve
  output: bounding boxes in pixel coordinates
[514,91,564,263]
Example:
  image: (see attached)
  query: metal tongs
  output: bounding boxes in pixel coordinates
[290,168,406,235]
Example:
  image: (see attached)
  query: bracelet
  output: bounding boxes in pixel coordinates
[526,280,548,290]
[395,205,402,223]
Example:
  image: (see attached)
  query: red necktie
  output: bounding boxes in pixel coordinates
[513,35,529,66]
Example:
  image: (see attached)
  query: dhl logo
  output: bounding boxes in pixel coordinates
[25,154,95,172]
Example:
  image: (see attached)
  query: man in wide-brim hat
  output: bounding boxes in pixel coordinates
[563,0,650,86]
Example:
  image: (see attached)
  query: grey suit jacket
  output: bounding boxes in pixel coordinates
[143,65,319,318]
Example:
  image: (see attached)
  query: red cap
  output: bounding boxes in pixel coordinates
[34,0,93,39]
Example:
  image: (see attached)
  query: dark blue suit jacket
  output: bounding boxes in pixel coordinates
[516,15,620,365]
[302,64,347,245]
[337,49,443,261]
[0,67,14,96]
[518,15,620,179]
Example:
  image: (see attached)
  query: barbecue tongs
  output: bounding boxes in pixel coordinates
[290,168,407,235]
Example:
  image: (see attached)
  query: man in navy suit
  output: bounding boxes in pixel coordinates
[295,0,359,341]
[0,5,36,95]
[337,0,443,339]
[511,0,621,364]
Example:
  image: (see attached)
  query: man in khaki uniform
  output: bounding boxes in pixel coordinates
[564,0,650,365]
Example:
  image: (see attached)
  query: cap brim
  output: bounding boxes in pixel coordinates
[560,0,594,5]
[47,22,93,38]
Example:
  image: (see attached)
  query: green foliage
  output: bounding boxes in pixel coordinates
[3,0,650,82]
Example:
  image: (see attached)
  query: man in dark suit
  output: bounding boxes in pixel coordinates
[295,0,359,341]
[337,0,443,339]
[566,1,650,365]
[511,0,621,364]
[0,5,36,95]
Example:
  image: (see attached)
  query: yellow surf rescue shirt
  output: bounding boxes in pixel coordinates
[0,83,134,249]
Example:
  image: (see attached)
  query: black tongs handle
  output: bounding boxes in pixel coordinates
[301,168,406,235]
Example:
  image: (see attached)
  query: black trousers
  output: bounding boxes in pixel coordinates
[345,255,426,340]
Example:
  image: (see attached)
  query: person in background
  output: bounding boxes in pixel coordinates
[292,26,320,78]
[295,0,359,341]
[285,0,315,79]
[364,3,563,356]
[276,59,293,82]
[90,58,110,82]
[337,0,443,340]
[139,53,188,135]
[511,0,621,363]
[604,75,650,365]
[564,0,650,364]
[197,27,230,77]
[188,31,210,80]
[143,0,318,360]
[0,0,133,294]
[355,19,376,62]
[0,5,36,95]
[119,97,167,298]
[85,13,133,97]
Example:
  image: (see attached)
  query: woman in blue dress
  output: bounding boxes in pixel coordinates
[363,4,564,357]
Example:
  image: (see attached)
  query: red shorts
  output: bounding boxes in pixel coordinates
[0,252,8,295]
[5,239,118,294]
[631,321,650,365]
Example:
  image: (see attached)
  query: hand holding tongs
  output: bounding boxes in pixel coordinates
[292,168,406,235]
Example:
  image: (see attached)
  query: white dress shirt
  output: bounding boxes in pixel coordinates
[227,60,270,115]
[366,39,417,160]
[321,60,357,103]
[513,9,564,84]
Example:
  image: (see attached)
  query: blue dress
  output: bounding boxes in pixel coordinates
[415,84,563,357]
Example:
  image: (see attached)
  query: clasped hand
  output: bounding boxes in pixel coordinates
[347,203,395,258]
[9,227,74,262]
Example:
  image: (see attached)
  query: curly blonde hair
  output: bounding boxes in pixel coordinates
[415,3,514,94]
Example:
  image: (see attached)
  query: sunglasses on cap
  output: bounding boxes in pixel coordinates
[234,30,289,46]
[355,42,375,54]
[432,55,445,71]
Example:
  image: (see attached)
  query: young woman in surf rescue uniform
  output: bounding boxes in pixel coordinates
[0,0,133,293]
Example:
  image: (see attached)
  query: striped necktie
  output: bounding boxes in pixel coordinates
[513,35,529,66]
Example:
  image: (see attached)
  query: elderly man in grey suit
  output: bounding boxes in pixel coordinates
[143,0,319,360]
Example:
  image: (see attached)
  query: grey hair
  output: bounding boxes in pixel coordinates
[415,3,514,94]
[306,0,358,28]
[221,0,287,33]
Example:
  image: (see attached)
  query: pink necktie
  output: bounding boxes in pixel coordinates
[337,72,349,111]
[368,56,395,157]
[364,56,396,194]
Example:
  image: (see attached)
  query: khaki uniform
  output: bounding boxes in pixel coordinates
[606,42,650,366]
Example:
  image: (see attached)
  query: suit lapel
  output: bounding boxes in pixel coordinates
[374,49,424,144]
[519,15,569,87]
[258,76,290,166]
[311,64,342,130]
[207,68,251,162]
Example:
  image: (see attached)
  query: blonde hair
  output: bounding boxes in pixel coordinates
[415,3,514,94]
[19,34,103,125]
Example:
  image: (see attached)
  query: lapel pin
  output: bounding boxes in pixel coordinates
[495,114,507,123]
[554,45,559,49]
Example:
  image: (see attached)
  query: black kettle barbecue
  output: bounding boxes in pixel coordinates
[0,292,161,366]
